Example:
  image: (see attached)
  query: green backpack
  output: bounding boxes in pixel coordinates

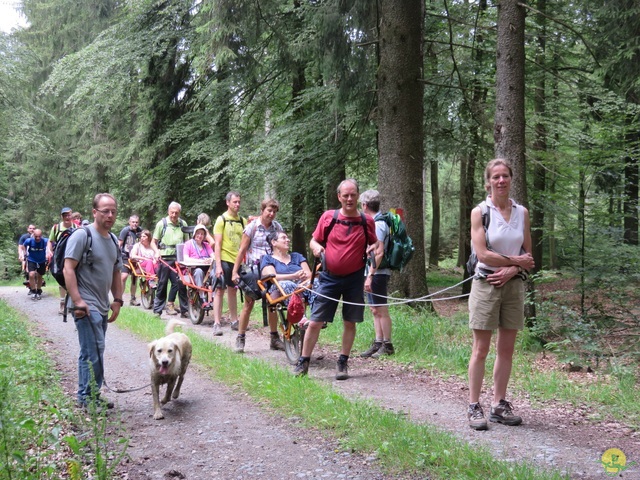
[375,212,415,271]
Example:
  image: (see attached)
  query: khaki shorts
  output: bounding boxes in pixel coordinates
[468,277,525,330]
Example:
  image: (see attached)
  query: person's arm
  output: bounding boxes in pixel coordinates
[63,257,87,317]
[231,233,251,284]
[214,233,223,277]
[109,264,124,323]
[310,237,324,258]
[46,226,56,260]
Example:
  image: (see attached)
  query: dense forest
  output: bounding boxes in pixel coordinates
[1,1,638,358]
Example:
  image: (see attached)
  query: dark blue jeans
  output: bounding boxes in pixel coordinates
[74,309,107,405]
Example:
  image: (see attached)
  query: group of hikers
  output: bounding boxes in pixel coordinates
[16,162,534,429]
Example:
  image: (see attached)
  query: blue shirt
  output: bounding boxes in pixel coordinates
[260,252,307,274]
[23,237,48,264]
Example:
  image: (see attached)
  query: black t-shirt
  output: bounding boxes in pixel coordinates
[119,226,141,258]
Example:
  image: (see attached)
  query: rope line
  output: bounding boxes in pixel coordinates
[300,275,474,308]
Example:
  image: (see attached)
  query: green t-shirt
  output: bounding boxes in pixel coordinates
[153,217,188,257]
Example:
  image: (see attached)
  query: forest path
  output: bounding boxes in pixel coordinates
[1,286,637,479]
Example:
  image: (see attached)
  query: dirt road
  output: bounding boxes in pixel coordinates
[1,286,638,479]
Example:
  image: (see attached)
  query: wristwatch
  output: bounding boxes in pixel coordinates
[113,298,124,306]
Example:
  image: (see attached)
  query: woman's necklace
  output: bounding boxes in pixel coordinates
[273,250,290,263]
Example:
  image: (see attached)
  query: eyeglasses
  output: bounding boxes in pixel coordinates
[96,209,117,216]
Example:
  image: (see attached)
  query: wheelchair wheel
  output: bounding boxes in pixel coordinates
[139,279,154,310]
[284,324,304,365]
[188,288,205,325]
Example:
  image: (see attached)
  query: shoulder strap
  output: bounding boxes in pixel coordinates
[160,217,168,241]
[323,209,340,244]
[479,202,492,250]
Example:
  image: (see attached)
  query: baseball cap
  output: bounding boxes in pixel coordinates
[60,207,72,215]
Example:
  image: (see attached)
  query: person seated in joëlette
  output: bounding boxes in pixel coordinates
[183,224,214,308]
[260,231,317,324]
[130,230,160,287]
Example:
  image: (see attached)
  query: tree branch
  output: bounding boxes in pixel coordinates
[517,2,601,68]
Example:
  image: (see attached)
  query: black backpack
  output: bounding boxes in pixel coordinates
[237,264,262,300]
[466,202,491,275]
[51,226,118,289]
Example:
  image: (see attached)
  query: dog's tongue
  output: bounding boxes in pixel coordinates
[159,365,169,375]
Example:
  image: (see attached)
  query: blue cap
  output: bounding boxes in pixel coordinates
[61,207,72,215]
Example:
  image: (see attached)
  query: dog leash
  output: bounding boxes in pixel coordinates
[81,311,152,394]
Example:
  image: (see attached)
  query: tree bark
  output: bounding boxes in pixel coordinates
[493,0,527,206]
[377,0,429,303]
[531,0,547,271]
[460,0,488,295]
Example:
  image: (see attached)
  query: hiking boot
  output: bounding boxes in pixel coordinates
[372,341,395,358]
[166,303,178,315]
[180,311,189,319]
[235,335,245,353]
[293,357,309,376]
[212,323,223,336]
[31,292,38,301]
[490,399,522,426]
[336,359,349,380]
[468,403,488,430]
[270,334,285,351]
[360,341,382,358]
[230,320,239,331]
[77,397,114,412]
[129,296,140,306]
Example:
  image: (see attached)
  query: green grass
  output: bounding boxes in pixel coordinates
[117,309,566,479]
[315,288,640,427]
[0,300,126,479]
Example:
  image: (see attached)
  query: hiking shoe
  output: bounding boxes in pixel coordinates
[468,403,488,430]
[31,293,38,301]
[148,280,157,289]
[360,341,383,358]
[270,335,285,351]
[230,320,239,331]
[293,358,309,376]
[77,397,114,412]
[166,303,178,315]
[372,341,395,358]
[35,293,42,301]
[235,335,245,353]
[212,323,223,336]
[336,359,349,380]
[180,311,189,319]
[129,296,140,306]
[490,399,522,426]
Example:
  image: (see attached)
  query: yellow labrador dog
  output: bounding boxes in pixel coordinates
[148,320,192,420]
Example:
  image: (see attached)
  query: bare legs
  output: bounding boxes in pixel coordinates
[468,327,518,406]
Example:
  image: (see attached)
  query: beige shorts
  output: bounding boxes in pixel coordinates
[468,277,525,330]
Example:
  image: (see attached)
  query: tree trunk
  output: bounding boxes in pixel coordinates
[460,0,488,296]
[531,0,547,272]
[623,134,639,245]
[493,0,527,205]
[429,156,440,267]
[377,0,429,303]
[494,0,535,323]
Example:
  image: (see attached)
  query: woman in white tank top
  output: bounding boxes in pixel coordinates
[466,159,535,431]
